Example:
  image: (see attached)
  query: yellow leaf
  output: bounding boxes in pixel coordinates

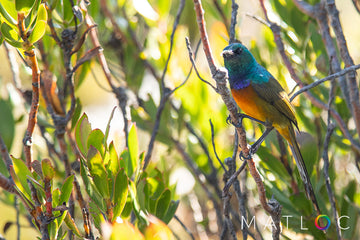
[144,215,175,240]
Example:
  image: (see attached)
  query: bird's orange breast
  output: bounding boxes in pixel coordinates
[231,85,269,123]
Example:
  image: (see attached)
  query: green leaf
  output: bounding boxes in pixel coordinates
[48,220,58,240]
[0,0,17,26]
[41,158,55,180]
[155,189,171,219]
[112,168,128,221]
[89,200,104,232]
[0,99,15,150]
[127,124,139,177]
[104,106,117,151]
[62,0,73,23]
[64,212,82,238]
[75,113,92,157]
[26,0,40,30]
[11,156,32,199]
[87,146,109,198]
[1,22,23,48]
[59,175,74,204]
[162,200,179,224]
[28,3,47,44]
[136,179,148,211]
[341,180,357,239]
[52,188,60,207]
[87,129,105,157]
[257,146,290,182]
[15,0,36,16]
[80,159,106,212]
[71,98,82,130]
[107,141,119,178]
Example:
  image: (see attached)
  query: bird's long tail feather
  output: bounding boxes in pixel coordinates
[288,126,321,215]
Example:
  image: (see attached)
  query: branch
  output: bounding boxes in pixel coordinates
[325,0,360,139]
[322,73,342,239]
[290,64,360,100]
[0,135,12,173]
[174,215,195,240]
[229,0,238,43]
[18,13,41,170]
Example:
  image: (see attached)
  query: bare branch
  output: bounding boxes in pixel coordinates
[290,64,360,101]
[229,0,239,44]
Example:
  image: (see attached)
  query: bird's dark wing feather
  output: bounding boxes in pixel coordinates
[251,76,297,126]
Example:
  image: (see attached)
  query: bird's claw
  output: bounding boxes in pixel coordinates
[226,113,243,128]
[239,151,252,161]
[239,143,261,161]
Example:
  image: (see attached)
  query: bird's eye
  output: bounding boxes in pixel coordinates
[233,47,242,55]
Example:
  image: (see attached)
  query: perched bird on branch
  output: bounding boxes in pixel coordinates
[222,43,320,214]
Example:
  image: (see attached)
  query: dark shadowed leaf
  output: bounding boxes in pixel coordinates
[155,189,171,219]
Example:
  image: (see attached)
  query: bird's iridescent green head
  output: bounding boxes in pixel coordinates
[222,43,258,89]
[222,43,256,76]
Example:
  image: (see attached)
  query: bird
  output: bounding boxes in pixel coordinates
[222,43,320,214]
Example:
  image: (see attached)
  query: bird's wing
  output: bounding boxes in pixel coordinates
[251,76,298,126]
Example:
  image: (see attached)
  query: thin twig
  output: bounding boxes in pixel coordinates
[143,0,186,170]
[290,64,360,101]
[0,135,12,173]
[209,119,227,172]
[325,0,360,138]
[229,0,239,43]
[322,71,342,239]
[223,161,247,194]
[185,37,217,91]
[174,215,195,240]
[17,13,41,170]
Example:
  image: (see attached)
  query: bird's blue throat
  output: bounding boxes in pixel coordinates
[228,75,251,90]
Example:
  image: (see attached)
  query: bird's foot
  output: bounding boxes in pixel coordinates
[238,142,262,161]
[239,150,252,161]
[226,114,243,128]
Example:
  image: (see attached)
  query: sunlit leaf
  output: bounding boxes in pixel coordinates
[112,168,128,221]
[0,0,17,26]
[64,212,82,238]
[87,129,105,157]
[87,146,109,198]
[107,141,120,178]
[127,124,139,177]
[11,156,32,199]
[144,215,175,240]
[75,113,92,157]
[28,3,47,44]
[1,22,23,48]
[109,220,144,240]
[59,175,74,204]
[41,158,55,180]
[15,0,36,16]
